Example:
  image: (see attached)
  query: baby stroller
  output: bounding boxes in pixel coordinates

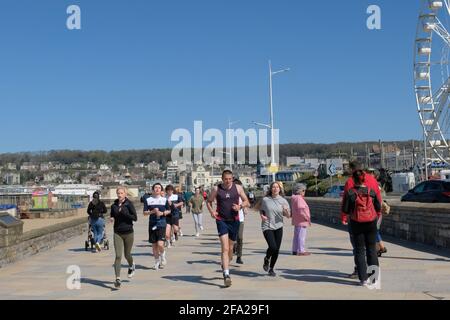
[85,219,110,251]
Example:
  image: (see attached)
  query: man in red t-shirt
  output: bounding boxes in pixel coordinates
[340,161,382,278]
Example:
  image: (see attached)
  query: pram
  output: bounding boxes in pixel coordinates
[84,218,110,251]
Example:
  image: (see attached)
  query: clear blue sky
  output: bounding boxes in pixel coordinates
[0,0,422,152]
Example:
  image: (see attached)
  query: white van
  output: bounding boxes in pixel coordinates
[440,170,450,181]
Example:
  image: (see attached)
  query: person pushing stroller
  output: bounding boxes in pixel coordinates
[87,191,108,252]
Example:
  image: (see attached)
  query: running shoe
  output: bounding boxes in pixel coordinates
[236,257,243,264]
[349,268,359,279]
[128,263,135,278]
[95,243,101,252]
[114,278,121,289]
[153,260,161,271]
[223,274,232,287]
[179,230,184,237]
[195,233,200,237]
[200,226,204,231]
[161,254,167,266]
[268,269,276,277]
[263,257,270,272]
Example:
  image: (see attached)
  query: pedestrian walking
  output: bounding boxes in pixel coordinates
[342,169,381,288]
[87,191,107,252]
[291,184,311,256]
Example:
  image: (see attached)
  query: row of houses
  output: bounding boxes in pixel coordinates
[0,161,162,173]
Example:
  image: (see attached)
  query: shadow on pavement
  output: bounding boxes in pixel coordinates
[278,269,359,286]
[380,256,450,262]
[231,269,267,278]
[186,259,220,266]
[81,278,129,291]
[309,252,354,257]
[68,248,94,253]
[131,252,152,257]
[120,264,153,270]
[162,275,225,288]
[192,251,221,256]
[309,247,352,252]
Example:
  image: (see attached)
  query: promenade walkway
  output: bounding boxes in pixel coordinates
[0,207,449,300]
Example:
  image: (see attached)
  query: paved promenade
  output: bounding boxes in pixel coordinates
[0,206,449,300]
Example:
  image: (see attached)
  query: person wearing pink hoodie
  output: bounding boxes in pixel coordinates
[291,184,311,256]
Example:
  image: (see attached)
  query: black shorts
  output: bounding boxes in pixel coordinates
[149,227,166,244]
[166,215,180,226]
[216,220,240,242]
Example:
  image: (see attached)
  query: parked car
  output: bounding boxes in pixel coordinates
[401,180,450,203]
[323,185,345,199]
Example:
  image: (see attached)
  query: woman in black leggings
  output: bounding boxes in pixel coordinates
[259,182,291,276]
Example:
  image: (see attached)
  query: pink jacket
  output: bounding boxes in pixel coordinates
[291,195,311,227]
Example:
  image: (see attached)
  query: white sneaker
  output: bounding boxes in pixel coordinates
[167,241,172,248]
[179,230,184,237]
[153,260,161,271]
[161,254,167,266]
[195,233,200,237]
[200,226,204,231]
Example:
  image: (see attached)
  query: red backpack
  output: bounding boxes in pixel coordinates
[349,188,377,223]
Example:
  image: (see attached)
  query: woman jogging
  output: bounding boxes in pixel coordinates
[259,181,291,277]
[110,186,137,289]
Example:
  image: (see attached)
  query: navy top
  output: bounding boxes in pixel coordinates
[216,183,240,221]
[167,193,183,218]
[144,195,169,228]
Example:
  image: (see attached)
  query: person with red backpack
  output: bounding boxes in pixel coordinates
[342,169,381,287]
[341,161,382,279]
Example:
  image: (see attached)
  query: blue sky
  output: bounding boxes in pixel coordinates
[0,0,423,152]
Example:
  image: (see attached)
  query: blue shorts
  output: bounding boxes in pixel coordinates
[216,220,240,241]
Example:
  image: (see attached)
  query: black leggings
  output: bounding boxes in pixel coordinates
[263,228,283,269]
[350,220,379,282]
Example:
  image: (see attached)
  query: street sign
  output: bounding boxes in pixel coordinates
[328,163,337,176]
[326,159,343,176]
[269,164,279,174]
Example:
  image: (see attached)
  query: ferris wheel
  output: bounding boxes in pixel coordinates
[414,0,450,164]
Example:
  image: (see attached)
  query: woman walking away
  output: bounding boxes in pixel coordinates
[342,170,381,288]
[189,188,205,237]
[291,184,311,256]
[260,182,291,277]
[87,191,107,252]
[110,187,137,289]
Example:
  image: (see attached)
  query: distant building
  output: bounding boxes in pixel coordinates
[3,173,20,185]
[86,162,97,170]
[20,162,39,171]
[6,163,17,171]
[53,184,101,198]
[43,172,63,183]
[40,163,50,171]
[166,161,179,183]
[147,161,160,172]
[100,164,111,171]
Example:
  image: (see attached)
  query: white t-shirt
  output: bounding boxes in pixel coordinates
[238,197,244,222]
